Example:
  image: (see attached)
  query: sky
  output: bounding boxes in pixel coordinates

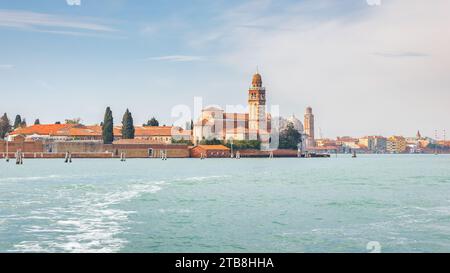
[0,0,449,139]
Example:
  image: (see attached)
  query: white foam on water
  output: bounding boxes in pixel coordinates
[12,181,165,253]
[0,175,61,182]
[14,241,49,253]
[179,175,231,182]
[158,208,192,214]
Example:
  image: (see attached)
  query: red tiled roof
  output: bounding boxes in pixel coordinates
[135,126,190,137]
[12,124,75,136]
[12,124,189,138]
[113,139,163,145]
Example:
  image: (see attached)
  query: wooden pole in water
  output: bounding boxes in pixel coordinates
[5,135,9,162]
[16,150,23,165]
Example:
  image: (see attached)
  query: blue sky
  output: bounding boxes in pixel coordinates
[1,0,449,138]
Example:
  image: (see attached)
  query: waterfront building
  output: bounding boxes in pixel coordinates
[386,136,407,154]
[336,136,359,146]
[134,126,191,143]
[10,124,117,141]
[0,135,43,155]
[280,114,304,132]
[304,107,315,147]
[359,136,387,153]
[315,138,336,147]
[190,145,231,158]
[9,124,191,144]
[112,139,190,158]
[193,72,272,150]
[308,146,339,154]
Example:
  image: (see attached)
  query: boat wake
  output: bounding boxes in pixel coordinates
[12,181,165,253]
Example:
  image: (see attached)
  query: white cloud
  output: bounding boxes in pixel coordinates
[146,55,206,62]
[0,64,14,70]
[366,0,382,6]
[66,0,81,6]
[207,0,450,137]
[0,9,115,34]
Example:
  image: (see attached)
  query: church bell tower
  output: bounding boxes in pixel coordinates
[248,71,266,132]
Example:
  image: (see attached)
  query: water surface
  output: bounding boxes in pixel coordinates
[1,155,450,253]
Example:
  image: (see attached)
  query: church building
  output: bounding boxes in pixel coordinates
[193,72,272,150]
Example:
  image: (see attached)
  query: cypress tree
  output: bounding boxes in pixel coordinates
[121,109,135,139]
[102,107,114,144]
[13,115,22,129]
[0,113,12,139]
[34,119,40,125]
[20,119,27,128]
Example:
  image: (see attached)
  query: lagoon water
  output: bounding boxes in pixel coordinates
[1,155,450,253]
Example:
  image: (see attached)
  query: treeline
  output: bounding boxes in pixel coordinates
[0,112,89,139]
[198,123,303,150]
[225,140,261,150]
[0,113,41,139]
[101,107,161,144]
[198,137,262,150]
[0,108,163,144]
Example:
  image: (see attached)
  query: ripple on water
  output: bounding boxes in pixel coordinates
[11,181,165,253]
[0,175,61,183]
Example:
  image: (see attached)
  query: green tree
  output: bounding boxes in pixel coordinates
[144,117,159,127]
[225,140,261,150]
[199,138,223,145]
[121,109,135,139]
[34,119,40,125]
[20,119,27,128]
[172,138,194,146]
[0,113,12,139]
[102,107,114,144]
[13,115,22,129]
[65,118,82,125]
[279,122,302,150]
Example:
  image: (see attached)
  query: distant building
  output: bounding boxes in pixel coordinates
[304,107,315,147]
[336,136,358,145]
[193,72,272,150]
[386,136,407,153]
[134,126,191,143]
[359,136,387,153]
[280,114,304,132]
[9,124,111,141]
[190,145,231,158]
[9,124,191,144]
[0,135,43,154]
[112,139,190,158]
[315,138,335,147]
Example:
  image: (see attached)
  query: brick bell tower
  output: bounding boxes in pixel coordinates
[248,70,267,132]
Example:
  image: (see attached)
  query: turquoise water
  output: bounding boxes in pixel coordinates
[1,155,450,253]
